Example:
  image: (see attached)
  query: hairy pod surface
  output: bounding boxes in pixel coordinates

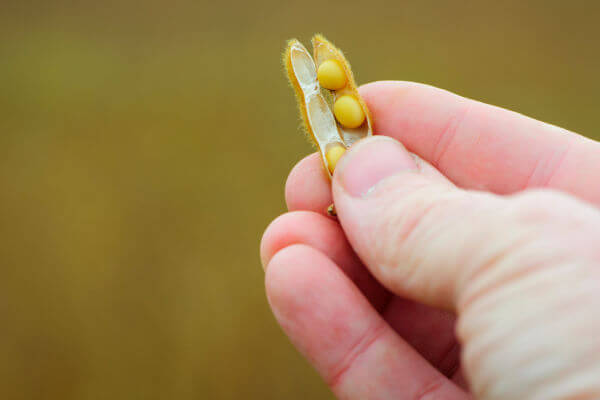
[283,34,372,178]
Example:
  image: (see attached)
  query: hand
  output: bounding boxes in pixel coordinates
[260,81,600,400]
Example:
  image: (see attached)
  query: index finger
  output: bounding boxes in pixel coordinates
[360,81,600,205]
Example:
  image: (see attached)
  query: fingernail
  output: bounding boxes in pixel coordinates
[337,137,417,197]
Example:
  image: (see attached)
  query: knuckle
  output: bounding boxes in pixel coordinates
[370,182,468,284]
[502,189,600,260]
[505,189,573,224]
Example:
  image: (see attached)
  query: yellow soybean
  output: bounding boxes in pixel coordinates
[317,59,347,90]
[333,95,365,128]
[325,143,346,174]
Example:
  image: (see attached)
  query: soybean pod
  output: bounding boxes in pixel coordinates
[283,35,373,178]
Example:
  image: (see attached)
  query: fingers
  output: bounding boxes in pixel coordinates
[262,209,463,375]
[261,209,460,371]
[382,297,458,377]
[285,152,450,216]
[359,81,600,205]
[261,211,389,311]
[265,244,469,400]
[332,136,600,310]
[332,136,600,398]
[285,153,332,215]
[281,153,460,369]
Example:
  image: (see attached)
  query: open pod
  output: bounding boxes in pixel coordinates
[312,34,373,147]
[284,35,372,178]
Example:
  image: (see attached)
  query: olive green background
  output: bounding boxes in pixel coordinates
[1,0,599,398]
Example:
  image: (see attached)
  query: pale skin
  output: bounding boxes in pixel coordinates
[260,81,600,399]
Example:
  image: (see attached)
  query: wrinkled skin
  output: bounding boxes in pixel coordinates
[261,81,600,400]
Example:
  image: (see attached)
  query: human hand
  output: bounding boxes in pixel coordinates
[261,81,600,400]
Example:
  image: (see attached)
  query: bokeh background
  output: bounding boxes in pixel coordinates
[1,0,599,398]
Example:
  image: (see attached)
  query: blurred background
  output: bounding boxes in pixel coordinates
[1,0,599,398]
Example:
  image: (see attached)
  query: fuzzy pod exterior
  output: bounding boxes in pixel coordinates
[283,35,372,178]
[312,34,373,146]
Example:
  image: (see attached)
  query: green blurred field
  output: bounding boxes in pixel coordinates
[0,0,599,398]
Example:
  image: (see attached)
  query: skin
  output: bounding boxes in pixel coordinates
[260,81,600,399]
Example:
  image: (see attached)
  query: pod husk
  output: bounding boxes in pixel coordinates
[283,39,344,177]
[312,34,373,146]
[283,35,372,177]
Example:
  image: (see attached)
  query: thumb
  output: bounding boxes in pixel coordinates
[333,136,600,310]
[332,136,600,398]
[333,135,516,310]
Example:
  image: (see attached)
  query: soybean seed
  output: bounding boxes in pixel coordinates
[317,59,347,90]
[325,142,346,174]
[333,95,365,128]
